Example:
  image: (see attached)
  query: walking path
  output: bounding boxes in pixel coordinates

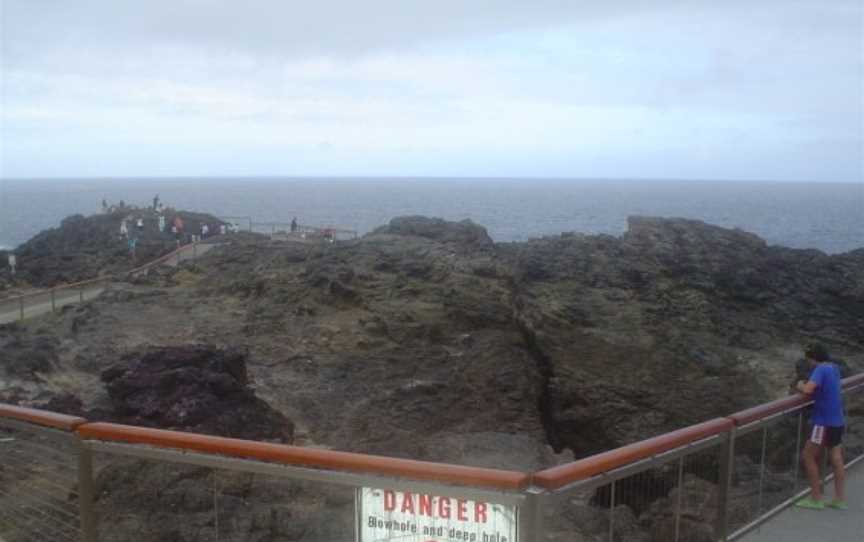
[0,287,105,324]
[741,459,863,542]
[0,242,219,325]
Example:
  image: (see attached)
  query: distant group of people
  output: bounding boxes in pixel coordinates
[111,195,244,257]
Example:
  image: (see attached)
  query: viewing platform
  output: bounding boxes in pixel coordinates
[1,375,861,541]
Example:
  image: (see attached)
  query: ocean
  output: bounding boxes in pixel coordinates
[0,178,862,254]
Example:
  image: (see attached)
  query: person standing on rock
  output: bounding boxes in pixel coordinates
[795,343,846,510]
[290,217,298,233]
[128,237,137,260]
[8,254,16,276]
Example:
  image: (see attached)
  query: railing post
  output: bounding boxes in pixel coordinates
[519,488,545,542]
[19,295,25,320]
[716,426,736,541]
[77,439,98,541]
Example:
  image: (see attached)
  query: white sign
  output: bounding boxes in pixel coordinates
[358,488,517,542]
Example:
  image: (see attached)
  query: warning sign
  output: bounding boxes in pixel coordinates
[357,488,517,542]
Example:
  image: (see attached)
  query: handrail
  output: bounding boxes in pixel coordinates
[730,373,864,427]
[0,404,87,431]
[1,371,861,494]
[1,242,198,306]
[843,373,864,389]
[531,417,733,490]
[75,422,530,490]
[126,242,194,276]
[727,395,810,427]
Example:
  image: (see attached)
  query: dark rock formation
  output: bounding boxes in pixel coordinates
[10,208,225,287]
[101,345,294,442]
[1,214,862,542]
[373,216,494,250]
[504,216,864,456]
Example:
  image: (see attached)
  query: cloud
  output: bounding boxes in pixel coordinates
[1,1,861,180]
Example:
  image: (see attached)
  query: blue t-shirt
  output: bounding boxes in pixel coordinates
[809,363,844,427]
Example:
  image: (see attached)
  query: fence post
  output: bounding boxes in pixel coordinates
[520,488,545,542]
[193,242,197,263]
[716,427,736,541]
[77,439,98,541]
[51,289,56,312]
[19,295,25,320]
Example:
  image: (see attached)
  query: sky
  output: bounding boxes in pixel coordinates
[0,1,862,181]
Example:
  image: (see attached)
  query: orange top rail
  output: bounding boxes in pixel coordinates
[531,417,733,490]
[0,404,87,431]
[1,370,861,492]
[76,422,530,491]
[726,395,810,427]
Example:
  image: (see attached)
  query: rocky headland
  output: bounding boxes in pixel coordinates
[0,206,224,291]
[0,212,862,541]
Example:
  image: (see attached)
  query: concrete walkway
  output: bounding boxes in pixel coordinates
[0,242,219,324]
[741,460,863,542]
[0,287,105,324]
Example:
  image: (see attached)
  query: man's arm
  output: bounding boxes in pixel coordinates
[797,380,817,395]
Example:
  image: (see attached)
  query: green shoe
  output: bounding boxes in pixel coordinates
[795,497,825,510]
[827,500,848,510]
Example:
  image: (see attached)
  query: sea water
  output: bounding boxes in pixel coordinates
[0,177,861,254]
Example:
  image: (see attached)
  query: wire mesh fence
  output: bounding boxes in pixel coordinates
[0,421,82,542]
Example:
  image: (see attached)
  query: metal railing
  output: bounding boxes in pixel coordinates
[250,221,359,241]
[0,241,207,324]
[1,374,862,541]
[1,215,358,323]
[531,373,864,541]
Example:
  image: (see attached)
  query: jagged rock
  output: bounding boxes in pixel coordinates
[10,208,225,287]
[101,345,294,442]
[1,214,862,542]
[373,216,494,249]
[0,327,59,381]
[639,475,718,542]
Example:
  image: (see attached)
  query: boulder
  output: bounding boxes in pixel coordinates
[372,216,494,249]
[101,345,293,442]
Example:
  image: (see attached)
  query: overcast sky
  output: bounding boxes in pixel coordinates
[1,1,862,181]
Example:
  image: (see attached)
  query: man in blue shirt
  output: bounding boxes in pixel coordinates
[795,343,846,510]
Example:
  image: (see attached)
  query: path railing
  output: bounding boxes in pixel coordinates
[250,221,358,241]
[2,215,357,323]
[0,241,205,324]
[1,373,862,541]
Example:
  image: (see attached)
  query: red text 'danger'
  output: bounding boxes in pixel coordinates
[383,490,488,523]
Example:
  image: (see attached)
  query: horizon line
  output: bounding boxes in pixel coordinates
[2,175,862,185]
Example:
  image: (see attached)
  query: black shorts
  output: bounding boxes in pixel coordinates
[809,425,844,448]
